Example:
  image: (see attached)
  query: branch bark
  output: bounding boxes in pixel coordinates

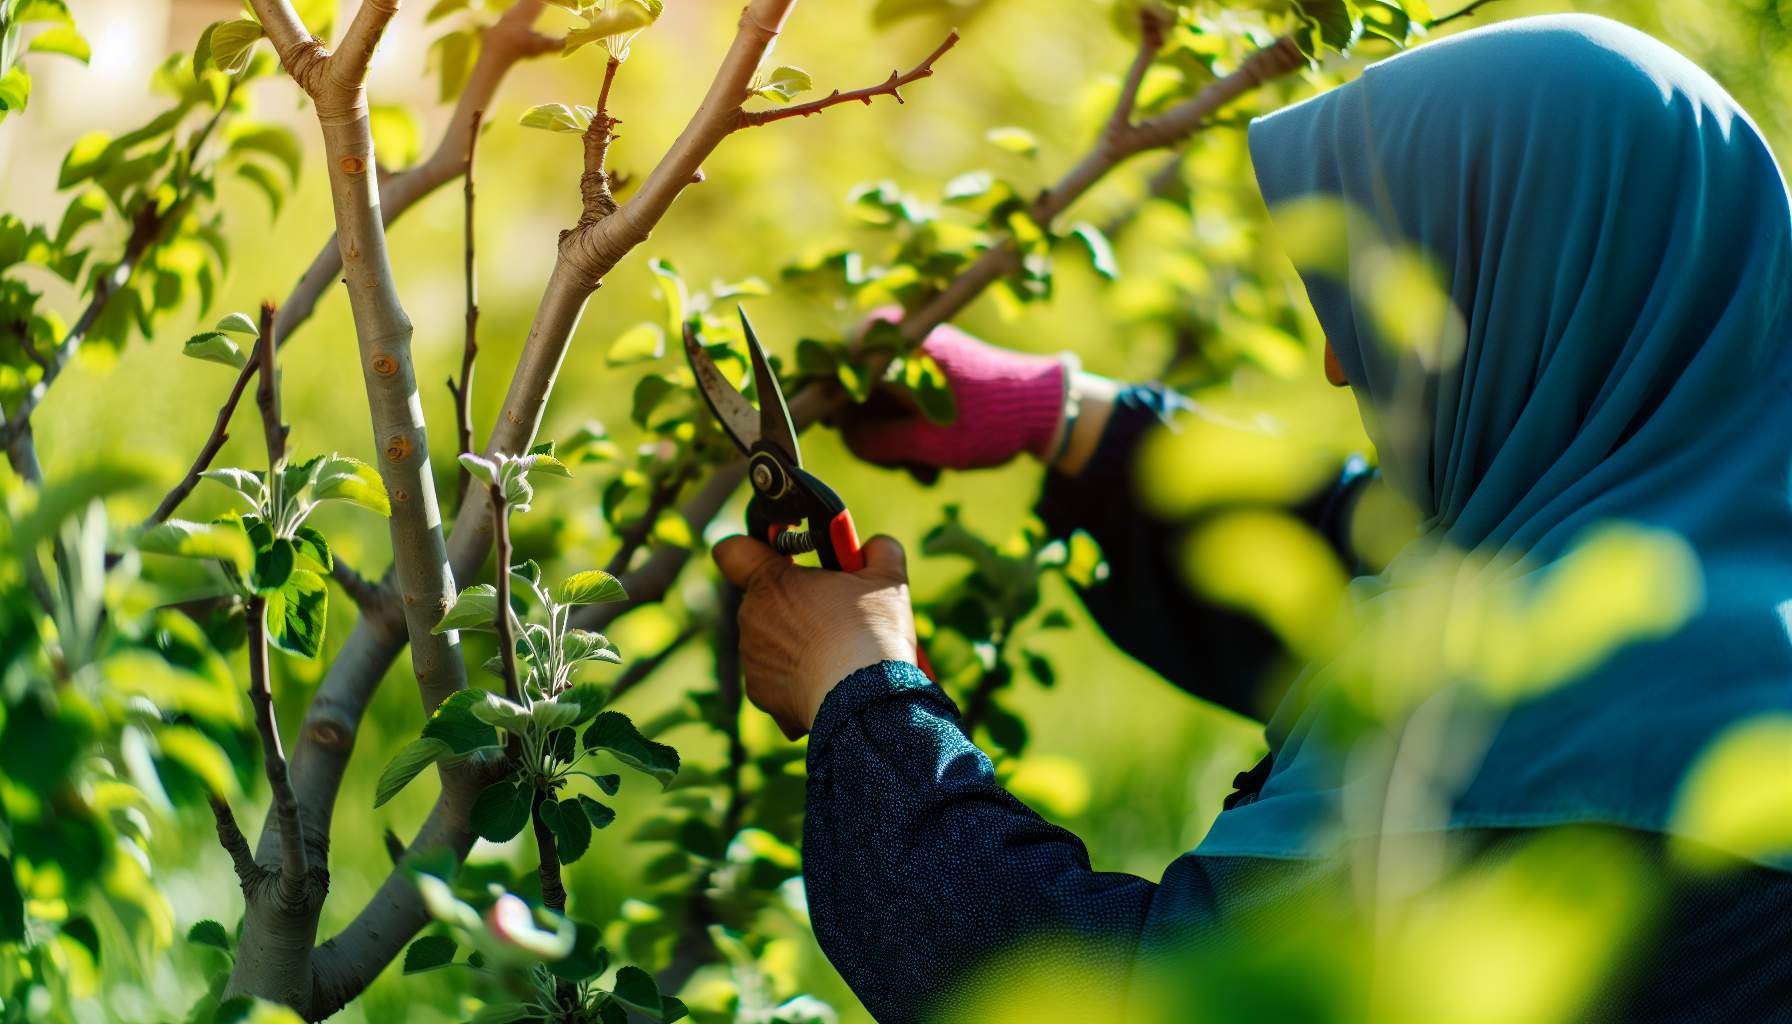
[450,111,484,508]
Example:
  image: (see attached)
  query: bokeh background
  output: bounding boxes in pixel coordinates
[5,0,1790,1020]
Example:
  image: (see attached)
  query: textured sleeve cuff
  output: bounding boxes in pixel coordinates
[807,660,959,772]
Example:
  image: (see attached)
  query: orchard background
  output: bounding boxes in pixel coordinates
[2,1,1790,1022]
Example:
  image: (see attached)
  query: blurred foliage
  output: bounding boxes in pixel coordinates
[1,0,1789,1022]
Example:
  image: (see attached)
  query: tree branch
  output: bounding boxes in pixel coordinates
[329,558,385,615]
[254,303,287,469]
[489,484,523,707]
[570,36,1308,639]
[270,1,556,346]
[530,787,567,912]
[210,797,262,890]
[144,360,259,528]
[450,111,483,508]
[331,0,402,88]
[1106,9,1168,139]
[735,30,959,129]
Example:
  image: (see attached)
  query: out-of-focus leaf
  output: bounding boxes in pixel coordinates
[607,322,665,366]
[374,737,452,807]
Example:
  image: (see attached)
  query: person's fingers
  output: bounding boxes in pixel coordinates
[860,535,907,580]
[712,535,783,589]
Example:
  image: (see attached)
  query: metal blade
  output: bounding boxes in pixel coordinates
[739,306,801,467]
[682,321,759,455]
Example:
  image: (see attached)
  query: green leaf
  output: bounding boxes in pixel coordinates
[187,918,231,952]
[428,27,480,103]
[0,68,30,115]
[607,322,664,366]
[630,373,677,428]
[208,19,264,75]
[562,630,620,666]
[234,161,285,217]
[986,126,1038,158]
[373,737,452,807]
[423,689,502,753]
[578,794,616,830]
[518,102,593,134]
[102,651,243,727]
[369,104,422,169]
[201,468,265,510]
[899,351,956,426]
[468,1003,532,1024]
[426,0,472,22]
[58,131,113,189]
[469,779,533,843]
[228,123,302,184]
[0,856,22,943]
[1024,650,1056,688]
[647,258,686,335]
[291,525,331,572]
[611,965,664,1017]
[265,568,328,658]
[523,452,572,479]
[434,583,498,634]
[533,698,583,733]
[469,691,531,733]
[402,934,457,973]
[556,570,626,606]
[750,64,812,104]
[1068,221,1119,280]
[458,452,497,486]
[252,538,294,593]
[215,310,259,336]
[582,711,679,789]
[542,797,591,862]
[28,25,90,62]
[312,454,389,515]
[183,331,247,369]
[592,773,620,796]
[138,519,253,574]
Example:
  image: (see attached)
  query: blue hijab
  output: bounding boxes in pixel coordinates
[1198,15,1792,865]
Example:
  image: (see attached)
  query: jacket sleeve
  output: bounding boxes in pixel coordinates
[1034,383,1372,718]
[802,661,1165,1024]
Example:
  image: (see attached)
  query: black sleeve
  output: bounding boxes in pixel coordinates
[1034,383,1371,719]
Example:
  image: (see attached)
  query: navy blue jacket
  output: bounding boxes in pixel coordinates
[800,385,1367,1022]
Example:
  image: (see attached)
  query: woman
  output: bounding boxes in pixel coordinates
[712,14,1792,1022]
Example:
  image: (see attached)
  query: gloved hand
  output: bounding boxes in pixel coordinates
[842,309,1068,471]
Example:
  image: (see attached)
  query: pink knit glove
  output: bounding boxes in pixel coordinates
[842,309,1068,471]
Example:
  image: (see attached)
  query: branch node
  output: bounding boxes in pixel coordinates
[736,31,959,130]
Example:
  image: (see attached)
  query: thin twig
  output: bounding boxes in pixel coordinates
[577,58,624,229]
[530,787,567,911]
[736,31,959,129]
[210,797,262,890]
[329,559,385,614]
[1426,0,1501,29]
[489,484,523,707]
[254,303,286,469]
[602,475,684,578]
[450,111,484,508]
[144,361,259,528]
[1106,9,1169,137]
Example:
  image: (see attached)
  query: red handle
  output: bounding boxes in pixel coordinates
[827,510,936,682]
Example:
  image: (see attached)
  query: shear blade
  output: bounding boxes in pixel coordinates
[682,320,762,455]
[739,306,802,467]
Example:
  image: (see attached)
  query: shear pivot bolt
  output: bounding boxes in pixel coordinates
[752,463,774,492]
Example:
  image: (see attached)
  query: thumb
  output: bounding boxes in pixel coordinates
[860,534,908,580]
[712,535,782,589]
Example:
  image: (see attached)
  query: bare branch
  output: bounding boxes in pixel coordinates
[210,798,263,889]
[329,558,385,614]
[271,2,556,345]
[144,362,258,528]
[736,30,959,129]
[331,0,403,88]
[1106,9,1169,138]
[245,595,310,908]
[489,485,523,707]
[253,303,287,469]
[450,110,484,507]
[1428,0,1502,28]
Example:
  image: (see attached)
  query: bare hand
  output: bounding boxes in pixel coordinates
[712,534,918,739]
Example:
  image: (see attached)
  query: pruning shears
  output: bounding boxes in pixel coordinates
[684,307,935,680]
